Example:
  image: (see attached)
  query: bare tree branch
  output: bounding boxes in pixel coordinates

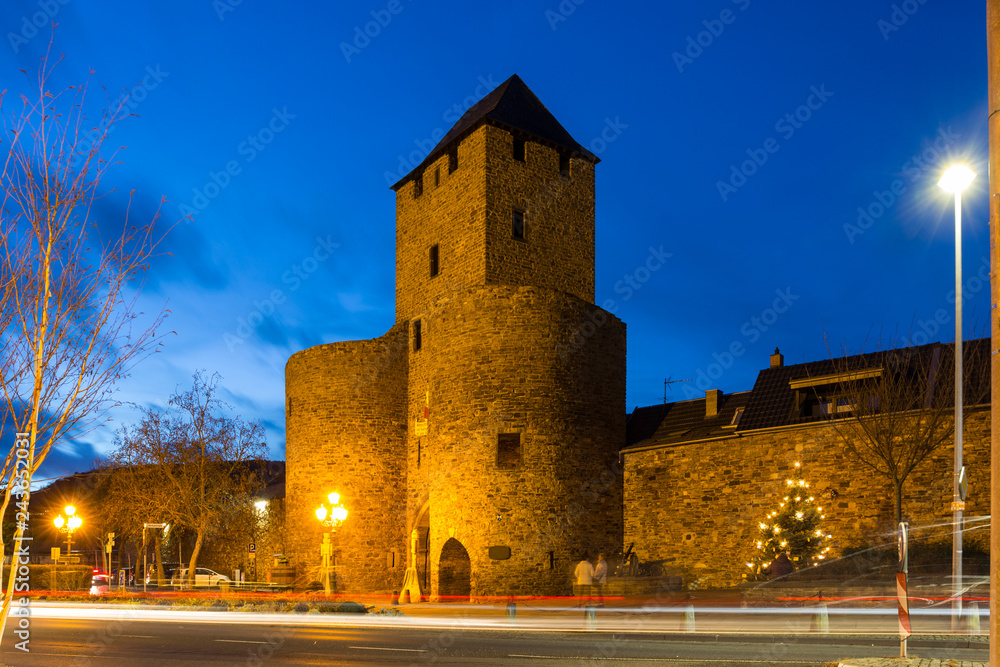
[0,38,171,644]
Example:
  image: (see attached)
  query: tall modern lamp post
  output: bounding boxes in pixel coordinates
[315,492,348,595]
[938,162,975,630]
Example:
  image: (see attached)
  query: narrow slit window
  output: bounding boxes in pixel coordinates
[497,433,521,469]
[448,147,458,173]
[412,319,422,352]
[434,168,440,187]
[413,174,423,198]
[559,154,570,176]
[429,244,439,278]
[512,137,525,162]
[512,210,526,240]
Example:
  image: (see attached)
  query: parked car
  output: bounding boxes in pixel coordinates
[170,567,231,588]
[145,563,180,586]
[89,572,110,596]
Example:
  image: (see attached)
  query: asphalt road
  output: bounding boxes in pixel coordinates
[0,615,989,666]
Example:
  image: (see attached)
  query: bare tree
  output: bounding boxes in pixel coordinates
[0,42,168,643]
[102,373,267,588]
[815,336,989,525]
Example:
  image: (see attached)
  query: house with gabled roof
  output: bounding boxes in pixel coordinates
[623,342,990,586]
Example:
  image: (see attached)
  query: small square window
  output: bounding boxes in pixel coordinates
[429,244,439,278]
[497,433,521,469]
[512,210,525,240]
[413,174,423,198]
[412,319,422,352]
[512,138,525,162]
[448,147,458,173]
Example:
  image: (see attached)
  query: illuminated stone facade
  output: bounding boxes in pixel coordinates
[285,75,626,597]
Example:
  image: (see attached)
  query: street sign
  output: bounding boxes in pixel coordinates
[958,466,968,501]
[51,547,60,560]
[249,542,256,554]
[143,523,167,529]
[951,501,966,511]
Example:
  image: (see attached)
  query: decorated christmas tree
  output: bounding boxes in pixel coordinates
[746,462,832,580]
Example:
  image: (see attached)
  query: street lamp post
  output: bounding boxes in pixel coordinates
[938,162,975,631]
[315,492,349,596]
[53,505,82,556]
[52,505,82,592]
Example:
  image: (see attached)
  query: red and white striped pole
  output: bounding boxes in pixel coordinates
[897,522,910,658]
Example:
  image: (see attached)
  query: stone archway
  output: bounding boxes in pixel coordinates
[438,538,471,600]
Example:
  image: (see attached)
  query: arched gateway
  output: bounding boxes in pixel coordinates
[438,538,471,600]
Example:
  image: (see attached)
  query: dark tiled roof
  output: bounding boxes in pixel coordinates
[624,391,750,449]
[624,338,990,451]
[737,339,990,432]
[391,74,598,190]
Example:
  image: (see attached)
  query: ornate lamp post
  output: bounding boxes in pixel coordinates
[315,492,348,595]
[53,505,82,555]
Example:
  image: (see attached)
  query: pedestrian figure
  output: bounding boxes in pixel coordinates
[573,554,594,607]
[593,553,607,607]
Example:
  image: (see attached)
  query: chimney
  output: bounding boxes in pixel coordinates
[705,389,722,417]
[770,347,784,369]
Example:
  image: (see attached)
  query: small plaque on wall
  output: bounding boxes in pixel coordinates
[488,546,511,560]
[415,419,428,436]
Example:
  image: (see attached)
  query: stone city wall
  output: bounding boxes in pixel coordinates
[623,408,990,588]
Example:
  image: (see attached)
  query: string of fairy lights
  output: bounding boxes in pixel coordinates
[746,462,833,578]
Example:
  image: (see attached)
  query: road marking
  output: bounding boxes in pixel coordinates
[348,646,425,652]
[509,658,805,663]
[121,635,156,639]
[215,639,270,644]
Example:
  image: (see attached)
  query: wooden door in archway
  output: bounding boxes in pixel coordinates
[438,537,471,600]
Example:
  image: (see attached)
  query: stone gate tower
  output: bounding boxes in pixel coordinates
[285,74,626,598]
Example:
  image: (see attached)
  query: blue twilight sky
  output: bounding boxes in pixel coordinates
[2,0,992,484]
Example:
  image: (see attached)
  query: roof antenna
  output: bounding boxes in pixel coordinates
[664,376,692,404]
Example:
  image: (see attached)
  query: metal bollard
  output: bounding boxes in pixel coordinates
[810,591,829,633]
[962,602,982,635]
[681,604,695,632]
[506,601,517,624]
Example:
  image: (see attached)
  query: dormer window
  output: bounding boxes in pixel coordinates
[790,369,883,420]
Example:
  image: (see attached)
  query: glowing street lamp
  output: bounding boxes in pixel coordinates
[53,505,83,555]
[315,492,349,595]
[937,162,975,631]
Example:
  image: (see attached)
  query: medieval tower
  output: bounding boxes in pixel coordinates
[285,74,626,598]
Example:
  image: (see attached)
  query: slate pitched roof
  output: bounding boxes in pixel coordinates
[391,74,598,190]
[737,339,990,432]
[624,338,990,452]
[625,391,750,448]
